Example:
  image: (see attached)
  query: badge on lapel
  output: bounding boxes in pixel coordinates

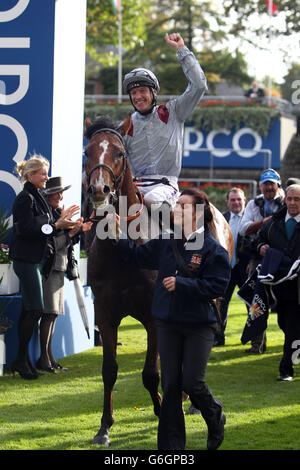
[188,253,202,271]
[41,223,53,235]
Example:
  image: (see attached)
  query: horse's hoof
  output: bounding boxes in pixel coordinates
[91,433,110,447]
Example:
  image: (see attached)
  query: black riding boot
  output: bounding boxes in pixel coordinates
[36,314,57,373]
[12,309,42,379]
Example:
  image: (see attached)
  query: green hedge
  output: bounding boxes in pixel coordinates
[84,102,279,137]
[179,180,250,213]
[190,105,278,137]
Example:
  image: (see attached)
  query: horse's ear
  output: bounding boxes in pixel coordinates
[85,116,93,129]
[117,114,132,136]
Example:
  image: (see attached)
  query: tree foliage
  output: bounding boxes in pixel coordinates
[144,0,227,50]
[122,0,227,64]
[223,0,300,37]
[100,46,253,94]
[86,0,299,94]
[98,0,253,93]
[86,0,300,70]
[86,0,228,71]
[198,49,253,89]
[281,63,300,102]
[86,0,149,69]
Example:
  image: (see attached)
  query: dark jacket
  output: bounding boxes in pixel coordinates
[257,206,300,261]
[256,206,300,301]
[244,87,265,100]
[9,182,57,263]
[43,206,80,280]
[115,228,230,324]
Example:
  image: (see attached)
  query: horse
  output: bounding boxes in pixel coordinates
[83,115,161,446]
[82,115,233,447]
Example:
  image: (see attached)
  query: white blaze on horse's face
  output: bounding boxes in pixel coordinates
[96,139,109,187]
[88,138,113,209]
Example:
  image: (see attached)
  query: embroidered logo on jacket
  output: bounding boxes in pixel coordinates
[188,254,202,270]
[248,294,266,322]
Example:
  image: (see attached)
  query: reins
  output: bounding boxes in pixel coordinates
[125,184,144,221]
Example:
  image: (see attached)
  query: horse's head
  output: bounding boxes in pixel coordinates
[84,116,127,209]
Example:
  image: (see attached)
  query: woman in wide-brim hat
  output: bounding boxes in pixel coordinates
[43,176,72,196]
[37,177,92,373]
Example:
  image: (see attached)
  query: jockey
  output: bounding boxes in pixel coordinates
[121,32,208,211]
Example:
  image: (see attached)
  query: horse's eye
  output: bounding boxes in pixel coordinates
[115,152,124,162]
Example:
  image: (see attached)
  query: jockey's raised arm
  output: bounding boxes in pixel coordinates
[121,32,207,212]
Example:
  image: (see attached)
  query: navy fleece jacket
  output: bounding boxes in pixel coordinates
[114,228,230,324]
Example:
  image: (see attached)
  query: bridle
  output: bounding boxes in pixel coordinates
[86,128,127,193]
[85,127,144,221]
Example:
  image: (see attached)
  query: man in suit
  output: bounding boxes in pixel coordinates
[239,168,285,353]
[256,184,300,381]
[214,187,249,346]
[245,81,265,103]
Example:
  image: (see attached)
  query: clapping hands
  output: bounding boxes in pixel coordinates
[68,217,93,238]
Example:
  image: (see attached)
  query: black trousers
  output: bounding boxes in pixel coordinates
[277,301,300,377]
[155,319,222,450]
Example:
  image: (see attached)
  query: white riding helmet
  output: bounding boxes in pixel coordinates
[123,68,160,94]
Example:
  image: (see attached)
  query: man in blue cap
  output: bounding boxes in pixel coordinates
[239,168,285,353]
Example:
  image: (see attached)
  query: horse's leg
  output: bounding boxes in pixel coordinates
[91,310,119,446]
[139,316,162,417]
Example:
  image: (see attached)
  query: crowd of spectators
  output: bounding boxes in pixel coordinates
[214,170,300,383]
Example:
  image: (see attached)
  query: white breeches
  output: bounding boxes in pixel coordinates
[137,176,179,209]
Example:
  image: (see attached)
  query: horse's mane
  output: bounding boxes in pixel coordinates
[84,115,118,140]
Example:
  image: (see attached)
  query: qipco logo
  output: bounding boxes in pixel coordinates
[291,339,300,365]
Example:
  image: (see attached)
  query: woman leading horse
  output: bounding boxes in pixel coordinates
[83,115,232,447]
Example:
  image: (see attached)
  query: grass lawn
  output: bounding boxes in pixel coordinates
[0,290,300,451]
